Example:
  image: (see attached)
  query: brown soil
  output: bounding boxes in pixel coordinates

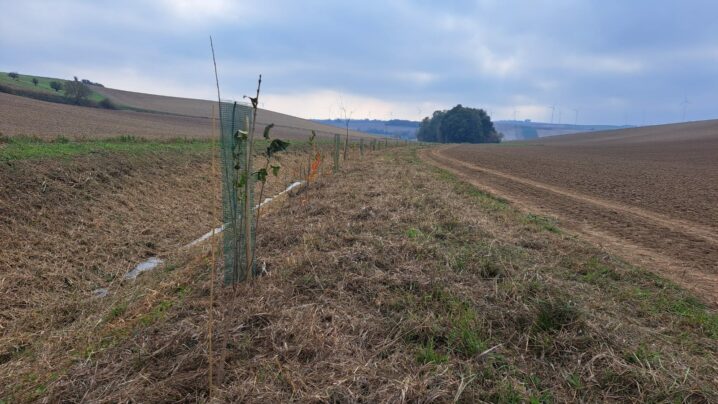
[422,121,718,304]
[0,91,371,141]
[0,92,211,139]
[92,85,371,139]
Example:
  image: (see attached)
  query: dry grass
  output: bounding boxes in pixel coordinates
[1,146,716,402]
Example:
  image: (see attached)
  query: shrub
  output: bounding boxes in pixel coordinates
[80,78,104,87]
[32,78,39,86]
[63,78,91,104]
[99,97,116,109]
[49,81,62,92]
[7,72,19,80]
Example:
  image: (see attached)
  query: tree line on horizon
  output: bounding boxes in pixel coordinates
[417,104,502,143]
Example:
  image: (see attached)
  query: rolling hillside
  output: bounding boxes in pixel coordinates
[91,86,372,139]
[0,74,373,141]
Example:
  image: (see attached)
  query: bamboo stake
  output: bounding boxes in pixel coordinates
[244,76,261,281]
[208,103,218,397]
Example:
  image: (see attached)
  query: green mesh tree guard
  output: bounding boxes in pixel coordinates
[219,101,256,285]
[333,133,340,173]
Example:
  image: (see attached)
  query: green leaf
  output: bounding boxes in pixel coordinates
[266,139,290,157]
[271,164,281,176]
[263,123,275,140]
[238,172,248,188]
[256,168,268,183]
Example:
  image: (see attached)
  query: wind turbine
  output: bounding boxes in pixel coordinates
[680,96,690,122]
[573,108,579,126]
[550,104,556,124]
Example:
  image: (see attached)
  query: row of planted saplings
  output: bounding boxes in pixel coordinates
[210,75,408,395]
[220,88,408,285]
[297,131,404,180]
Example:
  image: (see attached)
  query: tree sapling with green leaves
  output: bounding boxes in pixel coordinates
[254,123,290,234]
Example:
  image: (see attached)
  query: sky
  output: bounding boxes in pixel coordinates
[1,0,717,125]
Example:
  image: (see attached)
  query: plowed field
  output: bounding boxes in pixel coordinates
[0,91,370,141]
[422,120,718,304]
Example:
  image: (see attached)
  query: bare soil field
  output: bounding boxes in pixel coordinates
[0,92,211,139]
[92,86,370,138]
[422,120,718,304]
[0,90,370,141]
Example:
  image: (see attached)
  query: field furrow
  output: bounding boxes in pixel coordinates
[422,144,718,304]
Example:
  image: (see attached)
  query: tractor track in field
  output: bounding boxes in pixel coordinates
[421,146,718,305]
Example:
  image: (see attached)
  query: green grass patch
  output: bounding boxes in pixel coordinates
[407,287,489,360]
[0,72,105,102]
[408,147,510,212]
[434,167,511,212]
[624,343,661,366]
[533,298,581,333]
[416,337,448,364]
[610,269,718,339]
[406,227,422,239]
[579,257,621,285]
[523,213,561,233]
[139,300,173,327]
[105,302,128,322]
[566,372,582,390]
[0,72,105,103]
[0,136,212,161]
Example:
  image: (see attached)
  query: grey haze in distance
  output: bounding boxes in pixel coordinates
[1,0,716,126]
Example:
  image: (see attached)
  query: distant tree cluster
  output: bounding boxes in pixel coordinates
[417,105,502,143]
[0,72,116,109]
[64,77,91,104]
[80,78,104,87]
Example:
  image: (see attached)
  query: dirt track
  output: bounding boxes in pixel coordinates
[421,121,718,304]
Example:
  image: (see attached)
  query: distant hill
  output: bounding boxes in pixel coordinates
[0,71,372,140]
[91,86,371,139]
[313,117,630,141]
[313,119,419,140]
[494,120,632,141]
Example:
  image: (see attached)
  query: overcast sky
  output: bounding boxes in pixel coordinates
[2,0,717,124]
